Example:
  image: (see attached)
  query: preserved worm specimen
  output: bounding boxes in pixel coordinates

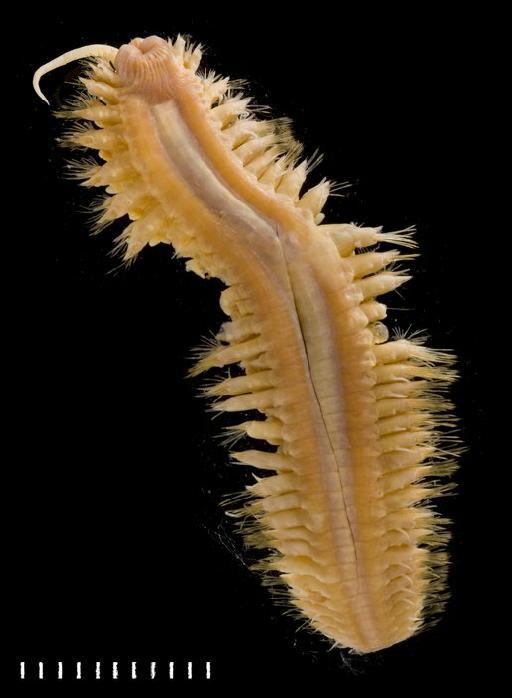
[34,35,458,654]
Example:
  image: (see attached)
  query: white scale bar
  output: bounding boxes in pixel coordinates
[19,659,212,680]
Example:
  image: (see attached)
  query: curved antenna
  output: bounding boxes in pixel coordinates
[33,44,118,105]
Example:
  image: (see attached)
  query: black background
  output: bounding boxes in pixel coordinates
[6,6,490,693]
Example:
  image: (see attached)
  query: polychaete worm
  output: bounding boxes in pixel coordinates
[33,35,459,654]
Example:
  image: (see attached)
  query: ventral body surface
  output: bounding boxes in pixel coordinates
[34,35,458,654]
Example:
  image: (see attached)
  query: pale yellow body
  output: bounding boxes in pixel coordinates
[35,36,457,653]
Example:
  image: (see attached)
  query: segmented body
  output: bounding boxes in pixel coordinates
[35,35,458,653]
